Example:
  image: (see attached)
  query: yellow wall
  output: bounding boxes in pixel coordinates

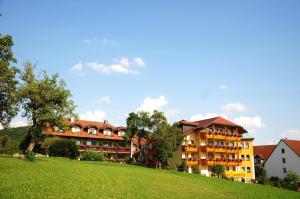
[240,138,255,180]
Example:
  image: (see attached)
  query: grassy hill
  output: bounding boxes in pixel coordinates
[0,157,299,199]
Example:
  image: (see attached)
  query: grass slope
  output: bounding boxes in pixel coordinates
[0,157,299,199]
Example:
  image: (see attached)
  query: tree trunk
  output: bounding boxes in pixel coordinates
[26,141,35,153]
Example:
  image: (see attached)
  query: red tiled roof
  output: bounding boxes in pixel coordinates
[43,119,126,141]
[253,145,276,160]
[283,139,300,157]
[132,134,147,146]
[179,117,247,133]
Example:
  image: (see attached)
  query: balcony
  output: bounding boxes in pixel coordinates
[206,133,226,140]
[183,146,198,153]
[79,145,131,154]
[202,158,242,166]
[225,171,246,178]
[187,158,199,166]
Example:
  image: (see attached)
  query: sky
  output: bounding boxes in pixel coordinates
[1,0,300,145]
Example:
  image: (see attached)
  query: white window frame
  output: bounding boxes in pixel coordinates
[103,130,112,136]
[71,126,80,133]
[87,140,92,146]
[88,128,97,135]
[76,140,80,145]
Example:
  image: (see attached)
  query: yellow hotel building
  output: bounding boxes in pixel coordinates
[173,117,255,182]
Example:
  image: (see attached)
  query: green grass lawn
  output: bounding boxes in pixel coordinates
[0,157,299,199]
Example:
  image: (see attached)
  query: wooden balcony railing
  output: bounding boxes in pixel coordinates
[225,171,246,178]
[187,158,199,166]
[201,158,242,166]
[206,132,242,141]
[79,145,131,154]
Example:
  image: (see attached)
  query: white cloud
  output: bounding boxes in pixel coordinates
[233,116,265,131]
[87,57,145,75]
[69,62,83,75]
[165,109,179,117]
[137,95,168,113]
[221,102,247,113]
[218,85,229,90]
[99,96,111,104]
[190,112,228,121]
[83,37,118,46]
[80,109,106,122]
[132,57,146,67]
[280,129,300,140]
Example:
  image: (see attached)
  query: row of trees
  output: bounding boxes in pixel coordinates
[126,110,182,169]
[0,33,77,153]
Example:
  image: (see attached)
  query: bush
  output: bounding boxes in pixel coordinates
[48,139,78,159]
[192,167,200,174]
[41,137,61,154]
[26,151,36,161]
[177,160,188,172]
[80,151,104,161]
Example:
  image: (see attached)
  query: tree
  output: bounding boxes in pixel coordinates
[126,111,151,162]
[0,34,19,128]
[282,171,300,191]
[152,122,182,169]
[211,164,225,178]
[18,62,77,152]
[255,164,267,184]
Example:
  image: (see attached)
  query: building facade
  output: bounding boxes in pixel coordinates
[43,119,131,162]
[264,139,300,179]
[170,117,255,182]
[253,145,276,165]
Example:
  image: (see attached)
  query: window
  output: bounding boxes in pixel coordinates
[71,126,80,133]
[118,131,125,136]
[283,167,287,173]
[241,155,245,161]
[87,140,92,146]
[232,167,236,171]
[281,149,285,154]
[240,142,245,149]
[208,152,214,158]
[245,143,249,149]
[88,128,97,134]
[242,167,246,172]
[103,130,112,136]
[247,167,251,173]
[246,155,250,161]
[76,140,80,145]
[190,140,195,145]
[226,167,229,171]
[282,158,286,163]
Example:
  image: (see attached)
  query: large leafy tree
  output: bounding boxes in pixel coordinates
[127,111,151,162]
[0,34,19,128]
[18,62,77,152]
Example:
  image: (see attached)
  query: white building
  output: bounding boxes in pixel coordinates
[264,139,300,179]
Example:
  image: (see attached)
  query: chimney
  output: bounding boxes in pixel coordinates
[104,120,108,124]
[70,117,75,122]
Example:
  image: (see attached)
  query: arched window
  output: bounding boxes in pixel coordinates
[71,126,80,133]
[118,131,125,137]
[103,129,112,136]
[88,128,97,135]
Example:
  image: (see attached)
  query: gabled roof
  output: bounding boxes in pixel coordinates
[69,120,116,130]
[253,145,276,160]
[282,139,300,157]
[179,117,247,133]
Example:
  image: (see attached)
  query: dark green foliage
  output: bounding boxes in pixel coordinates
[211,164,225,178]
[80,151,104,161]
[192,167,200,174]
[48,139,79,159]
[282,172,299,191]
[177,160,188,172]
[0,34,19,128]
[25,151,35,161]
[255,164,268,184]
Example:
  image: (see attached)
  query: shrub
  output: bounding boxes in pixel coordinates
[177,160,188,172]
[41,137,61,154]
[192,167,200,174]
[26,151,36,161]
[80,151,104,161]
[48,139,78,159]
[211,164,225,178]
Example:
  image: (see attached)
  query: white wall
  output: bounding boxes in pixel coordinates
[265,140,300,179]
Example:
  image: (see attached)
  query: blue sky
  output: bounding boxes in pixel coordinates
[1,0,300,145]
